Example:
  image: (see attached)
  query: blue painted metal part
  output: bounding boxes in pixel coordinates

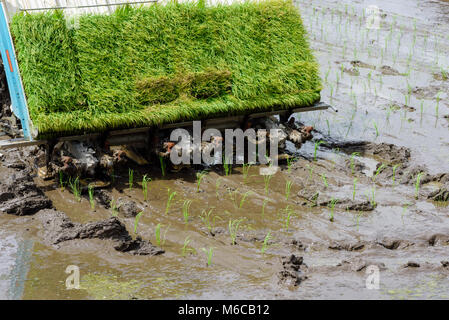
[0,4,33,140]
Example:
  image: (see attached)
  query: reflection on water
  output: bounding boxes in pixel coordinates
[0,230,33,299]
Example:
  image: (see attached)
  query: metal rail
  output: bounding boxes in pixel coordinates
[0,102,332,150]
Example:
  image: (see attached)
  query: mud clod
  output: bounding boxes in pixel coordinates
[0,60,20,137]
[297,189,320,205]
[428,234,449,246]
[329,241,365,251]
[343,67,360,76]
[403,261,420,268]
[278,254,307,286]
[412,85,444,99]
[211,227,226,236]
[325,142,411,166]
[0,147,41,171]
[0,60,10,114]
[94,190,113,209]
[377,238,414,250]
[398,165,432,185]
[238,230,275,244]
[114,236,164,256]
[335,198,376,211]
[0,170,52,215]
[290,239,306,251]
[37,209,163,255]
[344,158,366,173]
[318,197,376,211]
[426,186,449,202]
[379,65,402,76]
[337,258,386,272]
[117,198,143,218]
[432,173,449,184]
[299,189,376,211]
[38,210,130,244]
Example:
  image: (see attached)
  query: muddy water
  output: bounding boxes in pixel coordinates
[1,0,449,299]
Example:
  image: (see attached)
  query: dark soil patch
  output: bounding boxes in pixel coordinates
[278,255,308,286]
[329,241,366,251]
[117,198,144,218]
[380,65,402,76]
[0,169,52,216]
[428,234,449,246]
[412,85,444,99]
[37,209,164,256]
[376,238,414,250]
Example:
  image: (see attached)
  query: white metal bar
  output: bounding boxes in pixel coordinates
[3,0,157,19]
[15,0,156,10]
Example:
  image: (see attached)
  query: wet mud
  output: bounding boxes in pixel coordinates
[0,59,20,138]
[37,209,164,256]
[1,0,449,299]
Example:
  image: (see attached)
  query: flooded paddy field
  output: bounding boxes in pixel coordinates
[1,0,449,299]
